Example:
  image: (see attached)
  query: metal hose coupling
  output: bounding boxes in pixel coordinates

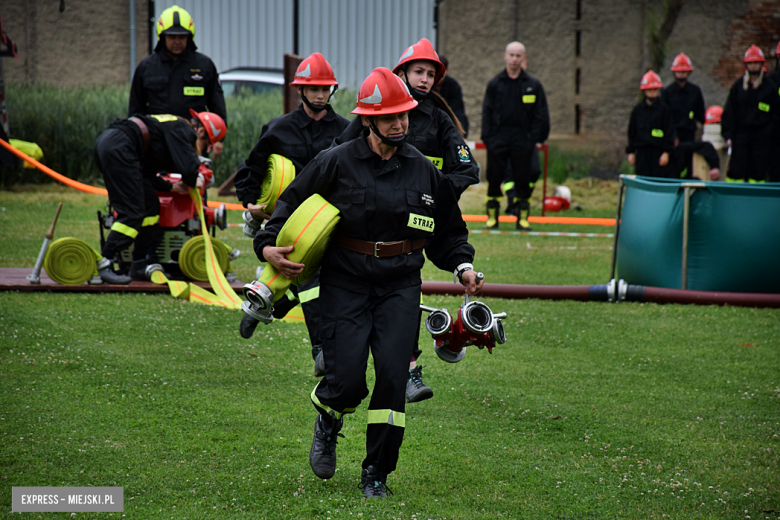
[241,280,275,324]
[145,263,164,281]
[242,210,263,237]
[420,272,508,363]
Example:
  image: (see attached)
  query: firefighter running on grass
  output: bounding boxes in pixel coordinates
[234,52,350,374]
[254,68,483,498]
[94,110,226,284]
[333,38,479,404]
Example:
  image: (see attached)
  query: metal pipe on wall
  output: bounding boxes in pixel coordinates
[130,0,137,82]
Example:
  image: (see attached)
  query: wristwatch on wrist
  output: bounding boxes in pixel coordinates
[453,262,474,284]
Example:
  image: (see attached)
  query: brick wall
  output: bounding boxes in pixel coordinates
[712,0,780,87]
[439,0,778,162]
[2,0,150,87]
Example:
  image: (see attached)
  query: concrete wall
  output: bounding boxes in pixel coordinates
[2,0,149,86]
[439,0,779,161]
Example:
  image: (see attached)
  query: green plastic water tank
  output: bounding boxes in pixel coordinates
[616,176,780,293]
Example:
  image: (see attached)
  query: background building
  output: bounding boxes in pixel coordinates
[2,0,779,161]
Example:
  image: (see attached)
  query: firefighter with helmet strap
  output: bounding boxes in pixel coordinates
[626,70,676,177]
[234,52,350,369]
[721,44,780,182]
[661,53,706,178]
[129,5,227,158]
[254,67,482,499]
[332,38,480,404]
[94,110,226,284]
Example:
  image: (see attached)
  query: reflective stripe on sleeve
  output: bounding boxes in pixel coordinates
[298,286,319,303]
[142,215,160,227]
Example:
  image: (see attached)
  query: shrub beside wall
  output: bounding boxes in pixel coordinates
[2,84,358,189]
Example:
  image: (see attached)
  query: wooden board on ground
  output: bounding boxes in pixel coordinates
[0,267,245,293]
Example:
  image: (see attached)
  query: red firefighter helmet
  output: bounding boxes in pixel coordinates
[289,52,338,87]
[639,70,663,90]
[704,105,723,125]
[352,67,418,115]
[189,109,227,144]
[670,52,694,71]
[392,38,445,85]
[743,45,765,63]
[776,40,780,56]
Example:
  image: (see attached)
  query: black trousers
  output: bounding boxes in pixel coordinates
[271,270,322,348]
[677,129,696,179]
[727,130,773,182]
[312,283,419,475]
[635,147,672,178]
[94,128,161,261]
[486,138,537,199]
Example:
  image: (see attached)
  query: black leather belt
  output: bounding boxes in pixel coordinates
[335,236,426,257]
[128,116,150,155]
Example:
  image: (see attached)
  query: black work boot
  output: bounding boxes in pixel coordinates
[239,314,260,339]
[485,199,500,229]
[312,344,325,377]
[360,465,392,498]
[406,365,433,403]
[96,258,132,285]
[309,413,344,479]
[128,260,148,281]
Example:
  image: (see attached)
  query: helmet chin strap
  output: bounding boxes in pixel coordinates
[367,117,407,147]
[300,86,338,113]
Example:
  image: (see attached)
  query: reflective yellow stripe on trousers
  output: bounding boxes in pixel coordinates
[367,409,405,428]
[110,221,138,238]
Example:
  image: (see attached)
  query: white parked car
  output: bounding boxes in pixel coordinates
[219,67,285,96]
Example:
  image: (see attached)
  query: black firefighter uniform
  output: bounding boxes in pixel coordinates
[253,135,475,476]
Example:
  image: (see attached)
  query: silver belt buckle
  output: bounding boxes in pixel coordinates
[373,241,385,257]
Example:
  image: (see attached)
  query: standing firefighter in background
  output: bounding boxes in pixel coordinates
[334,38,479,403]
[767,41,780,182]
[129,5,227,158]
[234,52,350,371]
[481,41,550,231]
[254,68,483,498]
[626,70,675,177]
[661,53,706,178]
[94,111,226,284]
[721,45,779,183]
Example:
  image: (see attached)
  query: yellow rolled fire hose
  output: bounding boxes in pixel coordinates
[178,235,229,282]
[43,238,101,285]
[150,188,243,309]
[257,154,295,215]
[257,193,340,303]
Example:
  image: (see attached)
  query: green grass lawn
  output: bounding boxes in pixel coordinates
[1,184,778,519]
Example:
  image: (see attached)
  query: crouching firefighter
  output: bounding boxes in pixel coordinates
[253,68,484,498]
[94,109,226,283]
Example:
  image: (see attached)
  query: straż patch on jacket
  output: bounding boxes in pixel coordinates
[408,213,434,231]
